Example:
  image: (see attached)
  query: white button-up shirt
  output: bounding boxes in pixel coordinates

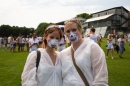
[21,48,62,86]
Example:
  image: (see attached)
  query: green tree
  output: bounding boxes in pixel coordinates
[35,22,50,36]
[0,25,11,37]
[76,13,92,19]
[0,25,34,37]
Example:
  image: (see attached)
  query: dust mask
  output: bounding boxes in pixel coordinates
[68,32,78,42]
[48,39,58,48]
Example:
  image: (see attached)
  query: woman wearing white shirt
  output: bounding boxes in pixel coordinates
[106,34,114,59]
[29,33,39,53]
[60,18,108,86]
[21,25,63,86]
[21,35,25,51]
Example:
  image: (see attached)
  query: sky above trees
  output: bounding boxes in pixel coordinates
[0,0,130,29]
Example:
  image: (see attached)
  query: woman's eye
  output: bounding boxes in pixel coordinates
[50,36,54,39]
[66,30,70,33]
[72,29,77,32]
[56,38,59,40]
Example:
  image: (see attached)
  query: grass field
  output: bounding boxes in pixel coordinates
[0,38,130,86]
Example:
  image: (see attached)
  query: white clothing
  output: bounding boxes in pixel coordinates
[25,38,29,44]
[22,38,25,43]
[58,37,66,52]
[106,40,113,49]
[37,37,42,42]
[128,37,130,42]
[29,38,39,52]
[89,34,98,43]
[118,38,126,46]
[111,37,116,44]
[60,38,108,86]
[21,48,62,86]
[10,41,14,48]
[8,37,11,43]
[17,36,22,43]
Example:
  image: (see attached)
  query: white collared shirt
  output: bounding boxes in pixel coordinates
[21,48,62,86]
[29,38,39,52]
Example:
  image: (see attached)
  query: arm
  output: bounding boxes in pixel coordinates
[97,36,101,46]
[21,51,37,86]
[90,43,108,86]
[29,42,33,48]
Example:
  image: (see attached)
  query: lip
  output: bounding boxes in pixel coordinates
[70,38,76,41]
[51,44,56,48]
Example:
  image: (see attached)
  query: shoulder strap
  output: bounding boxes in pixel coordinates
[36,50,41,72]
[71,48,89,86]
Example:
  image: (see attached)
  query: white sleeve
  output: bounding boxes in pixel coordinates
[21,51,37,86]
[90,43,108,86]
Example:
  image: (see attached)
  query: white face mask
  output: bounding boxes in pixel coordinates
[68,32,78,42]
[48,39,58,48]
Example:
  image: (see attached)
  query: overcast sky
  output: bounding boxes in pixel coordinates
[0,0,130,29]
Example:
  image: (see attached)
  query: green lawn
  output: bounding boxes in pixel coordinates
[0,38,130,86]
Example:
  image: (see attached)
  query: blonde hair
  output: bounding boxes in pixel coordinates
[64,18,83,33]
[107,34,112,39]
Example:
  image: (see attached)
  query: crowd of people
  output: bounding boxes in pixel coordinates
[21,18,108,86]
[105,33,130,59]
[0,18,130,86]
[0,33,43,52]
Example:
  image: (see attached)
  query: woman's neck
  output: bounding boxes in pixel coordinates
[72,38,84,51]
[45,46,56,55]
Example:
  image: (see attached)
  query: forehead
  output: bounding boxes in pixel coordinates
[65,23,77,30]
[48,30,60,37]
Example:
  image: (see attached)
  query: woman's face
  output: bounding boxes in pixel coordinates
[46,30,61,43]
[65,23,81,42]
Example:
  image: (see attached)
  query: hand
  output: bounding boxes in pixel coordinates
[33,43,37,45]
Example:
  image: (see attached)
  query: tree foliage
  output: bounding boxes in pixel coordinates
[0,13,92,37]
[0,25,34,37]
[76,13,92,19]
[35,22,52,36]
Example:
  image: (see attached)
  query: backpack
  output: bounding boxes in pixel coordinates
[36,50,41,72]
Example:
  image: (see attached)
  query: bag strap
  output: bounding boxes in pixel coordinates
[71,48,89,86]
[36,50,41,72]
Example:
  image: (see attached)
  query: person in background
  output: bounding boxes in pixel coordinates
[57,27,66,52]
[89,27,101,46]
[99,34,102,42]
[0,36,2,48]
[25,35,30,52]
[124,34,128,42]
[28,33,39,53]
[106,34,114,59]
[37,35,43,46]
[22,25,63,86]
[16,34,22,52]
[13,36,17,52]
[111,34,116,49]
[128,35,130,52]
[117,34,126,58]
[7,35,11,49]
[10,35,14,52]
[4,37,8,50]
[21,35,25,51]
[60,18,108,86]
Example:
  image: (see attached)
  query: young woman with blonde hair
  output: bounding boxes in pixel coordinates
[60,18,108,86]
[106,34,114,59]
